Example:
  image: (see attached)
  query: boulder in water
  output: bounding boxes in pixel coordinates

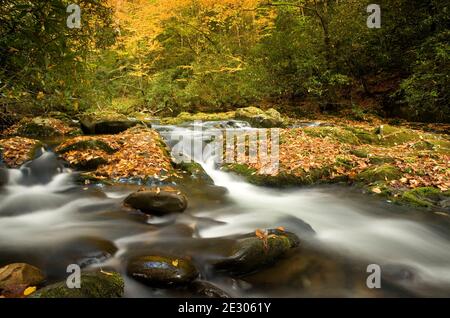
[0,263,46,292]
[127,256,199,287]
[80,113,142,135]
[214,229,300,275]
[175,161,214,185]
[124,187,188,215]
[0,167,8,187]
[21,151,64,184]
[30,271,124,298]
[235,107,285,128]
[189,280,231,298]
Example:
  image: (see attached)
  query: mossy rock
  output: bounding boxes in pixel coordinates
[30,271,124,298]
[79,112,142,135]
[234,107,285,128]
[15,117,81,138]
[398,187,450,208]
[411,139,450,155]
[57,139,117,155]
[162,111,235,125]
[127,256,199,287]
[350,148,370,158]
[376,125,420,146]
[174,161,214,185]
[303,126,361,144]
[214,229,300,275]
[224,163,336,187]
[369,156,396,165]
[357,164,402,183]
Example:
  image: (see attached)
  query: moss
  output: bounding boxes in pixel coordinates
[224,163,336,187]
[16,119,60,138]
[357,164,402,183]
[369,156,395,165]
[345,127,379,144]
[377,125,420,146]
[303,127,361,144]
[162,111,235,125]
[30,272,124,298]
[350,148,369,158]
[234,107,285,128]
[399,187,450,208]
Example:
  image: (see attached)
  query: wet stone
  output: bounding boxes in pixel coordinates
[127,255,199,287]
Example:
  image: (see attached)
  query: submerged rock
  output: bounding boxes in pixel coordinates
[0,167,7,187]
[30,271,124,298]
[127,256,199,287]
[214,229,300,275]
[21,151,64,184]
[0,263,46,292]
[124,188,188,215]
[235,107,285,128]
[175,161,214,185]
[80,113,142,135]
[189,280,231,298]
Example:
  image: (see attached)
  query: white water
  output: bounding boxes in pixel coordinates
[0,121,449,296]
[156,121,450,291]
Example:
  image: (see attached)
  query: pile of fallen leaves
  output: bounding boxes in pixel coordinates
[228,125,450,192]
[57,127,176,180]
[0,137,40,167]
[2,117,78,137]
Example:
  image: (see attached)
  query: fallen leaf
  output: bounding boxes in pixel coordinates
[23,286,36,296]
[372,187,382,194]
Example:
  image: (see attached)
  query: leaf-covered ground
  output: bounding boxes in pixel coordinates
[56,126,176,182]
[2,117,80,138]
[225,122,450,208]
[0,136,41,167]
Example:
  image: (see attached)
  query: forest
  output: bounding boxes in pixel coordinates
[1,0,449,124]
[0,0,450,300]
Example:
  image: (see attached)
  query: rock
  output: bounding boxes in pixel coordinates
[0,167,8,187]
[127,256,199,287]
[30,271,124,298]
[124,188,188,215]
[214,229,300,275]
[0,263,46,291]
[235,107,285,128]
[6,117,80,138]
[57,139,118,155]
[189,281,231,298]
[399,187,450,209]
[175,161,214,185]
[21,151,64,184]
[80,113,142,135]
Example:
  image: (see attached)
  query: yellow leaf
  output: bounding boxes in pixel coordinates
[100,269,114,276]
[172,259,179,267]
[36,91,45,100]
[23,286,36,296]
[372,187,382,194]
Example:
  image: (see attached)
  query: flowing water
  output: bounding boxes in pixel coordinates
[1,121,450,297]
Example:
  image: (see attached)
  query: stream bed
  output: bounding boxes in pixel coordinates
[1,121,450,297]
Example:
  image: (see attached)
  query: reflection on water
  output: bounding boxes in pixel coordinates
[0,121,449,297]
